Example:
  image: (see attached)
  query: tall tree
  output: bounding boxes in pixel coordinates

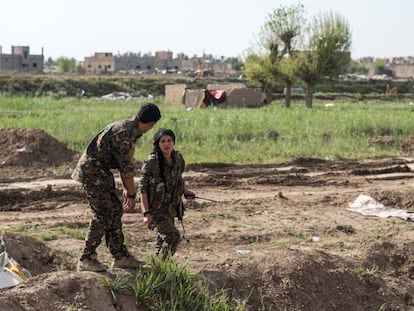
[56,57,76,73]
[296,11,352,108]
[244,52,276,102]
[261,3,306,107]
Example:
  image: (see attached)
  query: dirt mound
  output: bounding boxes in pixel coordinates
[3,234,412,311]
[0,233,138,311]
[402,135,414,154]
[0,186,85,211]
[2,233,64,275]
[202,245,413,311]
[0,271,137,311]
[366,134,414,154]
[367,135,396,147]
[0,128,78,167]
[2,156,414,310]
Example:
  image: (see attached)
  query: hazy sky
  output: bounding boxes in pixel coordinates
[1,0,413,60]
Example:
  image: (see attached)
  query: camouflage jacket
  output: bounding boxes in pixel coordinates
[139,151,185,215]
[71,118,141,183]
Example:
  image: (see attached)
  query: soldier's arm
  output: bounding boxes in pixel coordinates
[139,159,154,228]
[121,176,136,212]
[183,180,195,199]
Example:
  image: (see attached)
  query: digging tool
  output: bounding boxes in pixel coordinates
[193,196,218,203]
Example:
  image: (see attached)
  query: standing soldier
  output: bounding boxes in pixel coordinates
[139,128,195,260]
[72,103,161,272]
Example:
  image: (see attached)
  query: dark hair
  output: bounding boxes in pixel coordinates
[136,103,161,123]
[152,128,176,179]
[153,128,176,146]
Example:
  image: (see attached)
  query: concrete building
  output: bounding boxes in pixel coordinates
[91,50,240,76]
[114,51,175,73]
[115,53,154,73]
[356,56,414,79]
[0,46,44,72]
[385,56,414,79]
[83,52,115,74]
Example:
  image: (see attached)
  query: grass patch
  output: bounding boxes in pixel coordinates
[39,233,57,241]
[358,264,379,277]
[0,224,28,234]
[55,226,86,240]
[131,256,246,311]
[99,274,132,306]
[1,97,414,164]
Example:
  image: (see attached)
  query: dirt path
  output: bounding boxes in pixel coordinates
[1,155,414,310]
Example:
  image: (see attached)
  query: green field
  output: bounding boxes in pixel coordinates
[1,96,414,164]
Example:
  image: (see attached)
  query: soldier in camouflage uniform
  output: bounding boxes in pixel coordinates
[72,103,161,272]
[139,128,195,259]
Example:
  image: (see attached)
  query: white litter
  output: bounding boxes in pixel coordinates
[0,236,31,289]
[348,194,414,221]
[235,249,251,255]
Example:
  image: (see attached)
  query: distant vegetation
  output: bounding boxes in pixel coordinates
[0,74,413,100]
[1,96,414,164]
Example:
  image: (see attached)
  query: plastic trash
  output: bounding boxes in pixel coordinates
[0,236,31,289]
[235,249,251,255]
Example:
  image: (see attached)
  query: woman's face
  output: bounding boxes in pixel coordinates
[158,135,175,156]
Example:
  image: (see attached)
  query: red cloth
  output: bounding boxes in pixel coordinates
[206,90,226,102]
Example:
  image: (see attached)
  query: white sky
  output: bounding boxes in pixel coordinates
[1,0,413,61]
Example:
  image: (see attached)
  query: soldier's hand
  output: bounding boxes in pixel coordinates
[122,190,136,213]
[184,190,196,200]
[143,214,153,229]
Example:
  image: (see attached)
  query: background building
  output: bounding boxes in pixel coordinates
[0,46,44,73]
[83,52,115,74]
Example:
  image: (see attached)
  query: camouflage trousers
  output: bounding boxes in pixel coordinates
[151,209,181,260]
[80,172,129,260]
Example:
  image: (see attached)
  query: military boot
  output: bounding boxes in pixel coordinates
[77,254,106,272]
[111,255,146,270]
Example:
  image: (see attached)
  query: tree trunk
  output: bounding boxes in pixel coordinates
[305,84,313,108]
[284,81,292,108]
[265,86,273,105]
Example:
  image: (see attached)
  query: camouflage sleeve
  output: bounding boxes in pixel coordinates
[138,155,157,194]
[112,131,135,178]
[175,151,185,175]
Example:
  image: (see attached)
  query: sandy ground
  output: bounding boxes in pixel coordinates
[1,128,414,311]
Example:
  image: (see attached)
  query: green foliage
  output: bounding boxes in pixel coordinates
[349,60,369,75]
[1,97,414,164]
[56,57,76,73]
[227,57,244,71]
[246,4,352,108]
[99,275,132,306]
[0,75,248,98]
[0,224,28,234]
[265,3,306,56]
[247,3,306,107]
[55,226,86,240]
[373,59,385,74]
[131,256,245,311]
[243,53,275,91]
[39,233,57,241]
[310,11,352,78]
[358,264,379,277]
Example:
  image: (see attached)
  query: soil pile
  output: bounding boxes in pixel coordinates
[0,128,78,167]
[1,129,414,310]
[403,135,414,153]
[0,128,79,181]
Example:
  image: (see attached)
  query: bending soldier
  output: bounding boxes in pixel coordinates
[72,103,161,272]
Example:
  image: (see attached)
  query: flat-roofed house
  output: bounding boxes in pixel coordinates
[0,46,44,72]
